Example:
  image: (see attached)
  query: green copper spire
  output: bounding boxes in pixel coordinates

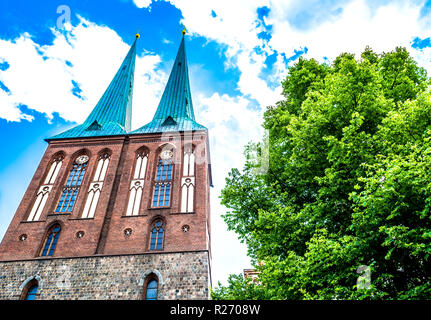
[131,33,206,134]
[47,36,138,140]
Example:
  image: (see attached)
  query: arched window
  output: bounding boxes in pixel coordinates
[28,186,51,222]
[181,144,195,213]
[181,178,194,213]
[56,154,88,213]
[44,154,64,185]
[182,144,195,177]
[93,152,110,182]
[150,220,164,251]
[21,279,39,300]
[82,152,110,218]
[27,153,64,221]
[126,149,148,216]
[40,224,61,257]
[152,146,174,208]
[144,275,159,300]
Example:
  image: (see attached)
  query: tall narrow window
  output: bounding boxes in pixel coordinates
[144,275,159,300]
[152,147,174,208]
[126,149,148,216]
[82,153,110,218]
[150,220,164,251]
[40,224,61,257]
[25,284,39,300]
[181,145,195,213]
[44,156,64,185]
[181,178,194,213]
[21,279,39,300]
[182,144,195,177]
[27,154,64,221]
[56,155,88,213]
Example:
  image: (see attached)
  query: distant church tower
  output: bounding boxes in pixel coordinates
[0,31,212,300]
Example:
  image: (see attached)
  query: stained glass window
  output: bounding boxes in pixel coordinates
[40,225,61,256]
[145,279,158,300]
[22,280,39,300]
[150,220,164,251]
[56,159,87,213]
[153,158,173,207]
[25,284,38,300]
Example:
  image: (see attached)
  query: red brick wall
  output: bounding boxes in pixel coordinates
[0,131,211,263]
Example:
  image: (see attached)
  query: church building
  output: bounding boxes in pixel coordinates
[0,31,212,300]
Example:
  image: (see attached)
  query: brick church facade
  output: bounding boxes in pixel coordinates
[0,32,212,299]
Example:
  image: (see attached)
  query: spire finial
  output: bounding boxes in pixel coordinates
[182,25,186,36]
[135,33,140,39]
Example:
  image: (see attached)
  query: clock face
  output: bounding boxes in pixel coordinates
[160,149,173,160]
[75,155,89,164]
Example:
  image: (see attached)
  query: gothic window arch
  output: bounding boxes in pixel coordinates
[182,144,195,177]
[81,151,111,218]
[126,147,149,216]
[152,145,174,208]
[56,153,89,213]
[149,219,164,251]
[40,224,61,257]
[21,278,39,300]
[93,150,111,182]
[27,153,64,221]
[181,144,195,213]
[143,274,159,300]
[44,152,65,185]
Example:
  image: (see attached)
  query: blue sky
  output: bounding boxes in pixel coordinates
[1,0,431,286]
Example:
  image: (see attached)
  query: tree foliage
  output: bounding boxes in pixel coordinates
[212,47,431,300]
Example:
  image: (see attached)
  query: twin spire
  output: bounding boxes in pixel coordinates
[48,30,205,141]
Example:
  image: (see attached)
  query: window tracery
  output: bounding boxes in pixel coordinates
[149,220,164,251]
[27,154,64,221]
[152,146,174,208]
[40,224,61,257]
[56,155,88,213]
[181,144,195,213]
[126,149,148,216]
[81,152,110,218]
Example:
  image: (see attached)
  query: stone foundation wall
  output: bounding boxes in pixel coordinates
[0,251,210,300]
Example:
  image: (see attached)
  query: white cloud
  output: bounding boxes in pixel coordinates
[133,0,152,9]
[268,0,428,64]
[195,92,265,284]
[0,86,33,122]
[168,0,281,106]
[133,0,282,109]
[0,16,166,128]
[135,0,431,95]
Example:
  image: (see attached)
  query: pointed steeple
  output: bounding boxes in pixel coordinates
[47,35,138,140]
[131,31,206,134]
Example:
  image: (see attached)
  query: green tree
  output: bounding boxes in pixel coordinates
[212,47,431,300]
